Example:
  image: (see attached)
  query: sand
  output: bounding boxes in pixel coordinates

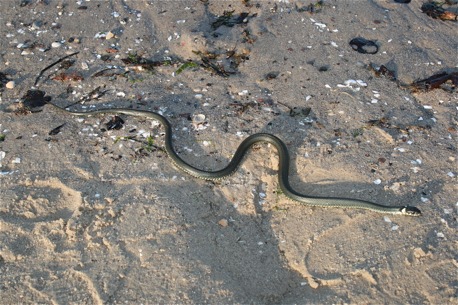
[0,0,457,304]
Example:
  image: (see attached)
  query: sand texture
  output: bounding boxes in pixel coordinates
[0,0,457,304]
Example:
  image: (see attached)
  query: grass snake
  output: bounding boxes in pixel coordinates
[47,103,422,216]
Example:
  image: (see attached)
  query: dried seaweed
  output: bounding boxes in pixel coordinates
[52,71,84,82]
[193,50,234,77]
[48,123,66,135]
[92,68,128,78]
[369,64,397,81]
[121,53,173,71]
[421,2,457,21]
[409,71,458,92]
[296,0,326,13]
[191,48,249,77]
[174,61,199,75]
[211,11,256,30]
[34,51,79,86]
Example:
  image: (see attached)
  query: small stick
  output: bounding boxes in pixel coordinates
[34,51,79,86]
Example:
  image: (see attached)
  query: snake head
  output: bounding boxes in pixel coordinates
[400,206,422,216]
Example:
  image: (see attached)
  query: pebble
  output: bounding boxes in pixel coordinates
[32,20,43,30]
[0,151,6,166]
[5,81,15,89]
[51,41,62,48]
[413,248,427,259]
[218,219,228,227]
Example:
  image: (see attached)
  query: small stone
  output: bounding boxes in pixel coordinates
[106,31,115,40]
[413,247,426,259]
[68,37,80,43]
[51,41,62,48]
[0,151,6,166]
[32,20,43,30]
[218,218,228,227]
[5,81,15,89]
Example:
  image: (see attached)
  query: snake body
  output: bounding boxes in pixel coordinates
[47,103,421,216]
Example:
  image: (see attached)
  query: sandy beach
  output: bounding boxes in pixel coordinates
[0,0,457,304]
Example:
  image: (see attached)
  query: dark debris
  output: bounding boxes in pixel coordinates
[121,53,174,71]
[211,11,256,30]
[349,37,379,54]
[421,2,457,21]
[48,123,66,135]
[105,116,125,130]
[20,90,51,112]
[409,71,458,92]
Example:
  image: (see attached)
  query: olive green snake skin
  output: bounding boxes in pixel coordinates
[47,103,421,216]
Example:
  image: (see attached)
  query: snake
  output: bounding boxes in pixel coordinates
[46,102,422,216]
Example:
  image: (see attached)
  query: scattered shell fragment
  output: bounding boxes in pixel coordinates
[337,79,367,91]
[218,218,228,227]
[192,114,207,130]
[106,31,115,40]
[0,151,6,167]
[5,81,15,89]
[51,41,62,48]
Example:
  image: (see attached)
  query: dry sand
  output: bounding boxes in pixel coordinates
[0,0,457,304]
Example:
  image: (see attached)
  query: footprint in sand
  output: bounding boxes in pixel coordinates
[1,177,82,223]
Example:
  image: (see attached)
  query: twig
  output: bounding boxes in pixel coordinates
[34,51,80,86]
